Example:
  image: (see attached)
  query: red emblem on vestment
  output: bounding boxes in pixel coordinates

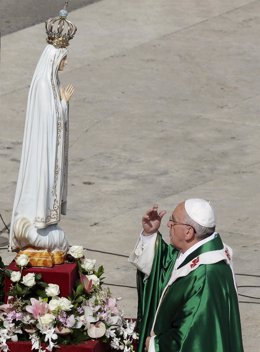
[225,248,231,261]
[190,256,200,268]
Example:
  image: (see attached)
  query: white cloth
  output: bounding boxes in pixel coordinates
[173,232,218,269]
[128,231,157,277]
[9,44,70,251]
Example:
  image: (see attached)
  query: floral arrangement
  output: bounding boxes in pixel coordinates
[0,246,137,352]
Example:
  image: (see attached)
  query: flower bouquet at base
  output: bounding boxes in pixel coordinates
[0,246,138,352]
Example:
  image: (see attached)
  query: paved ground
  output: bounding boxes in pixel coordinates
[0,0,101,35]
[1,0,260,350]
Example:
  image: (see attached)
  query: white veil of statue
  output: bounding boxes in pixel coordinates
[9,44,70,252]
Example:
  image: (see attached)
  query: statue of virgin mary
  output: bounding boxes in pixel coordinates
[9,5,77,253]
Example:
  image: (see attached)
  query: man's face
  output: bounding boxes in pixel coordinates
[167,202,187,251]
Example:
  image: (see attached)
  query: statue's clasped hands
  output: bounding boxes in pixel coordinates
[61,84,74,102]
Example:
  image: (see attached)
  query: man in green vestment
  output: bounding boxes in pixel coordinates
[129,199,244,352]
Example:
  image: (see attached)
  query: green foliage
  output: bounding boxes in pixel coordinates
[95,265,104,278]
[57,329,90,345]
[75,283,84,297]
[9,272,47,300]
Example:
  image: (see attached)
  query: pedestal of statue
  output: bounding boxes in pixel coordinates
[7,340,111,352]
[5,261,78,300]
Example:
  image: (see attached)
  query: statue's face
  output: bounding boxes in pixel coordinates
[58,56,67,71]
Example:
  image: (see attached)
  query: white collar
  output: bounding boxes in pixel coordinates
[175,232,218,269]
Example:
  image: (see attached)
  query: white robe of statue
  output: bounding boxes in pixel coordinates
[9,44,70,252]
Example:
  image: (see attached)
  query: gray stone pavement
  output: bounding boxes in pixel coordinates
[1,0,260,350]
[0,0,101,35]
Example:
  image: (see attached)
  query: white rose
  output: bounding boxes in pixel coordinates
[10,271,21,282]
[87,274,100,286]
[48,298,60,312]
[22,273,36,287]
[49,297,73,312]
[59,297,73,311]
[68,246,84,259]
[81,258,96,272]
[38,313,55,326]
[15,254,29,267]
[45,284,60,297]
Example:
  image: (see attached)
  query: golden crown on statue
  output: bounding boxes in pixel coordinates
[45,1,77,48]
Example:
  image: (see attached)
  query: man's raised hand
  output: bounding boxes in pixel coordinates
[142,205,166,235]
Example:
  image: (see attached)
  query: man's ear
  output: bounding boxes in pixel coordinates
[185,226,195,241]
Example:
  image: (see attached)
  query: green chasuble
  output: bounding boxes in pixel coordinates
[136,233,244,352]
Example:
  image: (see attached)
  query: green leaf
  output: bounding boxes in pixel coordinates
[95,265,104,278]
[38,281,48,288]
[75,296,84,304]
[35,273,42,281]
[4,269,12,278]
[75,284,84,296]
[35,289,47,299]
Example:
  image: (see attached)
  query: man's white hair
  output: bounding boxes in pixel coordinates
[183,211,215,239]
